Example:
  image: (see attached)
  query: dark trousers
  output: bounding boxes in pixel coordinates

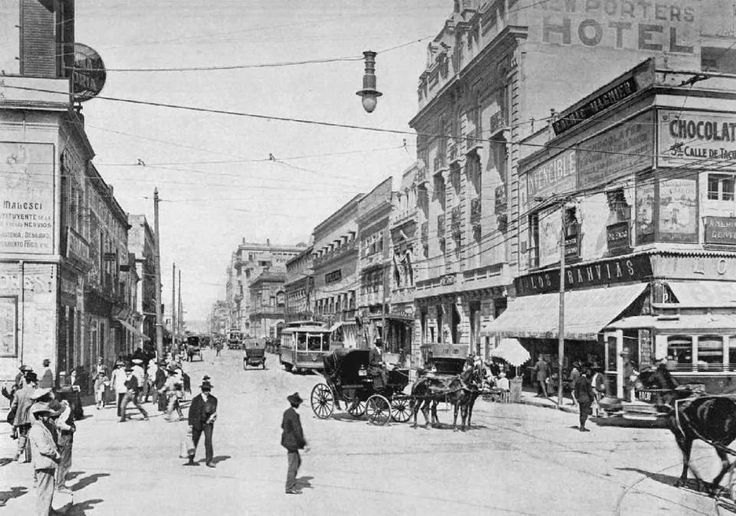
[56,433,73,488]
[116,393,125,417]
[286,451,301,491]
[579,401,592,429]
[191,424,214,464]
[120,391,148,421]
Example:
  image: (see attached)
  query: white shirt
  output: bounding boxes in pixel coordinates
[110,367,128,393]
[132,365,145,385]
[496,377,510,391]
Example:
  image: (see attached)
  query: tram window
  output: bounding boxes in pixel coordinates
[322,334,330,351]
[308,335,321,351]
[729,337,736,370]
[297,334,307,350]
[667,336,693,371]
[697,336,723,371]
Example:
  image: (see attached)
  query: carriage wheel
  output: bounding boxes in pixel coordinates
[346,400,366,418]
[242,358,248,370]
[366,395,391,426]
[390,397,412,423]
[311,383,334,419]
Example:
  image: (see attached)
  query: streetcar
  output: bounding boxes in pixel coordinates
[279,321,332,373]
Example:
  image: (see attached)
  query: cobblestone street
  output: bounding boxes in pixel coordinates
[0,349,725,515]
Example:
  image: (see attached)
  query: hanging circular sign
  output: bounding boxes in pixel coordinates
[72,43,106,102]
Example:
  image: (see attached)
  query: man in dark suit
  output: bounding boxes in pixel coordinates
[186,380,218,467]
[574,369,596,432]
[281,392,308,494]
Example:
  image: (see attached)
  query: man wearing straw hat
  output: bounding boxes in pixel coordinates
[28,401,61,515]
[281,392,309,495]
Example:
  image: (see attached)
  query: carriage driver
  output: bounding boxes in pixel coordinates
[369,338,388,389]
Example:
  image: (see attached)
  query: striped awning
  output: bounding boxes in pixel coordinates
[484,283,648,340]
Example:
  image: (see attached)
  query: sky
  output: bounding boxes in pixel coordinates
[73,0,451,326]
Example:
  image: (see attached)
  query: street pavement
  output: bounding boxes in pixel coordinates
[0,348,731,515]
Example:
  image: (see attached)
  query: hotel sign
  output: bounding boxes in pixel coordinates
[514,254,652,296]
[658,110,736,167]
[704,216,736,245]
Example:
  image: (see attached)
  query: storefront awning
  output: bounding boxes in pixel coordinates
[490,338,531,367]
[667,281,736,307]
[485,283,648,340]
[607,314,736,331]
[115,318,151,342]
[329,321,358,332]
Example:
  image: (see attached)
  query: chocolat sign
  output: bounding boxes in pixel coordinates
[514,254,652,296]
[658,110,736,167]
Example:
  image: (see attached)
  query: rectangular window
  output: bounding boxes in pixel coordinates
[529,213,540,268]
[697,336,724,372]
[667,336,693,371]
[708,174,735,201]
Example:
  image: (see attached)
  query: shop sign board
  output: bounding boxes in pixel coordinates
[577,111,654,190]
[658,110,736,168]
[607,221,631,254]
[529,0,700,55]
[514,254,652,296]
[0,143,55,255]
[652,255,736,281]
[526,150,577,202]
[658,176,698,243]
[553,77,638,135]
[704,216,736,245]
[72,43,107,103]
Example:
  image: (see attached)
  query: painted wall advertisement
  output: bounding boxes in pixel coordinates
[526,149,577,203]
[539,206,562,268]
[577,111,654,189]
[529,0,700,55]
[0,143,55,255]
[658,110,736,167]
[636,177,655,244]
[0,296,16,357]
[658,176,698,242]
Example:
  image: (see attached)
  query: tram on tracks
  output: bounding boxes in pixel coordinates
[279,321,333,373]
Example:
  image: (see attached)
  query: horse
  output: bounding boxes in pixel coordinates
[639,366,736,494]
[410,366,483,431]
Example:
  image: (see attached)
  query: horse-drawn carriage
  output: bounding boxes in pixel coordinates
[310,348,412,425]
[186,335,203,362]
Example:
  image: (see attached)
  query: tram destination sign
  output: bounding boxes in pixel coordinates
[514,254,652,296]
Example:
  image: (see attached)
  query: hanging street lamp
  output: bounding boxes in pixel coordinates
[356,50,382,113]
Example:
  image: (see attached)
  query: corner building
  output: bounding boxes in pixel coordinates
[409,0,736,364]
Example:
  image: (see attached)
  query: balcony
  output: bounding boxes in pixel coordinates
[470,197,481,227]
[433,154,446,173]
[415,167,427,185]
[437,214,445,239]
[489,110,509,137]
[447,141,459,164]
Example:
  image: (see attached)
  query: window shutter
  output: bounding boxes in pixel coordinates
[20,0,56,77]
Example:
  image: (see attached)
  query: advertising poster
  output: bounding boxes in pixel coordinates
[525,149,577,203]
[538,206,562,268]
[0,296,17,357]
[659,176,698,242]
[0,143,55,255]
[577,111,654,189]
[636,178,655,244]
[658,109,736,168]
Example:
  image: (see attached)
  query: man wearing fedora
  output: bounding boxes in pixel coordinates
[28,401,61,515]
[119,366,149,423]
[110,361,127,417]
[281,392,309,495]
[10,370,38,462]
[186,380,218,467]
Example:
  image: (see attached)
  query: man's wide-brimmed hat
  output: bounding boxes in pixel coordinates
[620,347,630,357]
[19,364,31,371]
[30,402,60,417]
[124,366,133,372]
[25,371,38,383]
[287,392,303,405]
[132,358,143,364]
[30,387,53,401]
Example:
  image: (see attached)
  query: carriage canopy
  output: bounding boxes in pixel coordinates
[322,348,371,384]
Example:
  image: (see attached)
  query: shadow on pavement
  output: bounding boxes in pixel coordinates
[329,413,364,423]
[616,467,681,488]
[0,457,13,467]
[210,455,231,465]
[66,498,104,515]
[296,476,313,490]
[66,471,84,481]
[0,485,28,505]
[72,473,110,492]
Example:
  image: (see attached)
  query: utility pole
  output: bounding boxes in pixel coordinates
[153,188,164,359]
[171,262,176,347]
[557,205,567,409]
[178,269,182,338]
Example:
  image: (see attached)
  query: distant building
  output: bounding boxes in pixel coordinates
[284,246,314,323]
[128,214,156,351]
[225,240,304,335]
[248,269,287,339]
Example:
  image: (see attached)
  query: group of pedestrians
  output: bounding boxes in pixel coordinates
[4,363,76,515]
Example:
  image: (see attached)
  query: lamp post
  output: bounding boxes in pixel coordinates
[356,50,382,113]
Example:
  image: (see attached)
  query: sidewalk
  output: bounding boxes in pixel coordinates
[514,386,578,414]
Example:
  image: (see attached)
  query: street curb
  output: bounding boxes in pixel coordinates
[517,398,578,414]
